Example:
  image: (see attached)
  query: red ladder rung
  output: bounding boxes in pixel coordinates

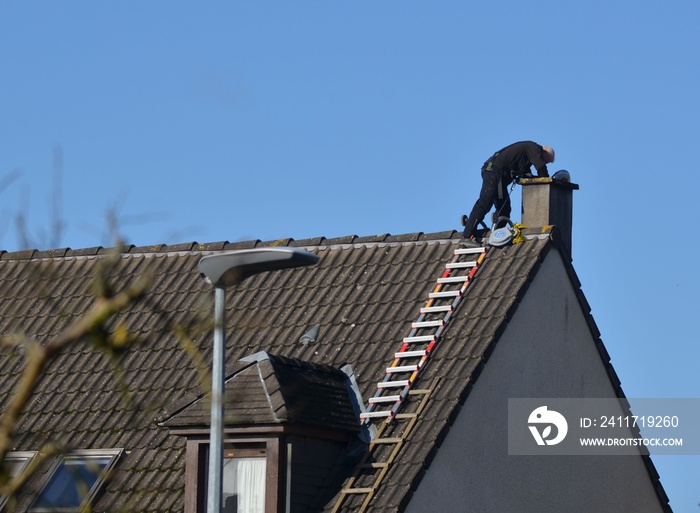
[395,350,427,358]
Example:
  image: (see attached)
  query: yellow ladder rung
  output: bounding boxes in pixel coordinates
[342,487,375,494]
[372,437,402,444]
[359,462,389,469]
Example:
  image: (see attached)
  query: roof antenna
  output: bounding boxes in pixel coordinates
[299,323,320,346]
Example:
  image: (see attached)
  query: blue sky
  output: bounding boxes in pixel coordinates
[2,1,698,510]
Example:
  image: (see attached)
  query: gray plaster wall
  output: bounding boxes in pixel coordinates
[406,248,665,513]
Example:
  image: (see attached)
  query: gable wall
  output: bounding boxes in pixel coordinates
[406,247,665,513]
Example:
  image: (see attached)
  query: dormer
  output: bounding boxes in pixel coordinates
[161,351,364,513]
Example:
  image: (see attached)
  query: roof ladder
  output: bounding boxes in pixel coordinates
[331,380,440,513]
[331,244,488,513]
[359,245,487,423]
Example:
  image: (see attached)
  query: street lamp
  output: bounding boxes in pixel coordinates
[198,247,320,513]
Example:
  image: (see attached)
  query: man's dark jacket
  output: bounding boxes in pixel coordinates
[483,141,550,180]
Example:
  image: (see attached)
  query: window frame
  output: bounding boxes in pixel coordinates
[222,445,267,512]
[28,448,123,513]
[184,436,281,513]
[1,451,38,511]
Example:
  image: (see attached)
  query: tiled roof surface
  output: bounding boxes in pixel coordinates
[163,351,361,433]
[0,229,666,512]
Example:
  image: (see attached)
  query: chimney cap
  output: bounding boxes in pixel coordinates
[519,176,579,191]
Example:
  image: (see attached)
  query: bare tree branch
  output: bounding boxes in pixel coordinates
[0,260,152,478]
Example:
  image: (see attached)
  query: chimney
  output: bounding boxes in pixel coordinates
[519,176,579,258]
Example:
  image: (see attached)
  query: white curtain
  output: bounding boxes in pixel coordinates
[222,456,266,512]
[236,458,266,513]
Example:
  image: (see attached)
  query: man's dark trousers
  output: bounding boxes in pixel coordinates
[463,168,511,238]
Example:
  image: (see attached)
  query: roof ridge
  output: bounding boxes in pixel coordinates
[0,230,465,261]
[0,227,558,262]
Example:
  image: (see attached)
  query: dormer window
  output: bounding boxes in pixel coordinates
[183,437,279,513]
[222,444,267,512]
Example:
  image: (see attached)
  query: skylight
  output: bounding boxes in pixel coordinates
[29,449,122,512]
[1,452,37,510]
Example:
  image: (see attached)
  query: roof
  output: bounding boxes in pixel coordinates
[163,351,361,433]
[0,228,667,512]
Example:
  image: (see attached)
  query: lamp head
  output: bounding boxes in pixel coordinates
[199,248,320,287]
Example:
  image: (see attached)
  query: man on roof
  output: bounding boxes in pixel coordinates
[462,140,555,241]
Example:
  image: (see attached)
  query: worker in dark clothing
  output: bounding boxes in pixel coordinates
[462,141,555,240]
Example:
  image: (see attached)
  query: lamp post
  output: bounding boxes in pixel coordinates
[198,247,320,513]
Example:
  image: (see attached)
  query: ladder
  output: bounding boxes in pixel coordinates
[331,380,440,513]
[360,245,487,423]
[331,244,488,513]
